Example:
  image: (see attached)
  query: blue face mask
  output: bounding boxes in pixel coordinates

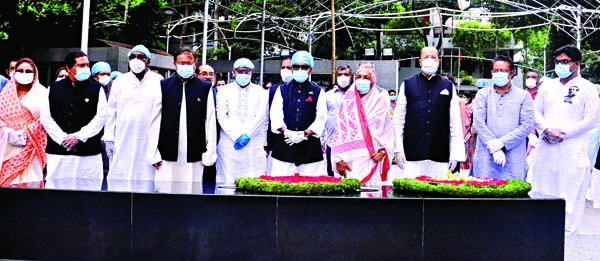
[236,74,251,86]
[293,70,309,83]
[75,67,91,82]
[177,64,195,79]
[355,79,371,94]
[554,63,573,79]
[491,72,510,87]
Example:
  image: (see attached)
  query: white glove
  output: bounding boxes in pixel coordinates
[105,141,115,165]
[492,150,506,167]
[284,131,307,145]
[395,152,406,170]
[283,129,295,139]
[448,160,458,170]
[527,133,538,148]
[8,129,27,147]
[487,139,504,153]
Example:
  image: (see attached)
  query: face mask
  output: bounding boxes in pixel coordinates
[15,72,34,85]
[555,63,573,79]
[75,67,91,82]
[390,96,397,101]
[177,64,195,79]
[421,58,439,75]
[98,75,111,86]
[129,59,146,74]
[355,79,371,94]
[236,74,251,86]
[293,70,309,83]
[337,76,351,88]
[525,79,537,89]
[280,69,293,83]
[491,72,510,87]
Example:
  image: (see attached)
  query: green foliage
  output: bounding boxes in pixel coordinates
[235,177,361,195]
[461,76,474,85]
[392,178,532,198]
[452,21,511,58]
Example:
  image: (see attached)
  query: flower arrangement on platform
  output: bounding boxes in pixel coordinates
[235,174,361,195]
[392,173,531,198]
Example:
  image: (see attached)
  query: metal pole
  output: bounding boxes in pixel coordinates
[308,22,312,54]
[81,0,90,53]
[166,17,171,53]
[259,0,266,86]
[576,5,581,50]
[202,0,210,64]
[331,0,336,84]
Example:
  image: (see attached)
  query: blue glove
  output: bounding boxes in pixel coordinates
[234,133,251,150]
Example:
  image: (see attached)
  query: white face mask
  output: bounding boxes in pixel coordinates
[280,69,293,83]
[421,58,439,75]
[525,79,537,89]
[337,76,351,88]
[129,59,146,74]
[98,75,111,86]
[15,72,34,85]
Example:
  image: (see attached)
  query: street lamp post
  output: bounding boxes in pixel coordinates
[260,0,267,86]
[164,8,177,53]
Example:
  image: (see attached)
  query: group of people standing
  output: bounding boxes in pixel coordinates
[1,43,599,233]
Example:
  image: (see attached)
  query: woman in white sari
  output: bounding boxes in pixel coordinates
[0,58,48,186]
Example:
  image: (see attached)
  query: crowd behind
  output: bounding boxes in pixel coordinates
[0,44,599,233]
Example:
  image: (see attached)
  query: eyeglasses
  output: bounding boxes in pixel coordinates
[555,59,572,65]
[491,69,511,73]
[355,74,371,80]
[280,66,293,70]
[200,71,215,76]
[16,69,34,74]
[235,69,253,75]
[129,54,148,60]
[292,64,310,71]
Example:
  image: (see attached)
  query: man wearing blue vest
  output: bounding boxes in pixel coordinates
[269,51,327,176]
[148,48,217,188]
[393,47,465,177]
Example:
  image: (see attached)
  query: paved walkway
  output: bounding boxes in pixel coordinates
[565,200,600,260]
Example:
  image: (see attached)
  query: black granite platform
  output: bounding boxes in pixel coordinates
[0,179,565,260]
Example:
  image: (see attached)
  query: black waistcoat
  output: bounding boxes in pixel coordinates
[46,79,103,156]
[403,73,453,162]
[158,75,211,162]
[271,80,323,166]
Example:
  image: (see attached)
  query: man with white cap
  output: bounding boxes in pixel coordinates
[147,48,217,191]
[104,44,163,182]
[215,58,269,184]
[91,61,112,100]
[269,51,327,176]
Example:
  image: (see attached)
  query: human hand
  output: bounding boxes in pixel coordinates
[234,133,251,150]
[395,152,405,170]
[152,161,162,170]
[62,135,80,151]
[7,129,27,147]
[542,128,563,144]
[492,150,506,167]
[284,131,307,145]
[448,160,458,170]
[335,160,352,177]
[105,141,115,164]
[371,149,386,162]
[487,139,504,153]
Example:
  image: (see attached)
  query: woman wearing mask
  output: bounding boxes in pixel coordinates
[54,66,69,82]
[331,67,394,187]
[0,58,48,186]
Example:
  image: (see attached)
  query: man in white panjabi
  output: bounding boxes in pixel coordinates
[332,68,394,188]
[393,47,465,177]
[269,51,327,176]
[104,44,163,184]
[527,45,600,234]
[148,48,216,193]
[216,58,269,184]
[41,51,107,188]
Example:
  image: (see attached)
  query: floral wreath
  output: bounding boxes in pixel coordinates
[235,174,361,195]
[392,175,532,198]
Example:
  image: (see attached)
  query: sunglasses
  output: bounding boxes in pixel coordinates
[280,66,293,70]
[129,54,148,60]
[16,69,34,74]
[292,65,310,71]
[555,59,572,65]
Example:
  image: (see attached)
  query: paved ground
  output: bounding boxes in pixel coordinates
[565,200,600,260]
